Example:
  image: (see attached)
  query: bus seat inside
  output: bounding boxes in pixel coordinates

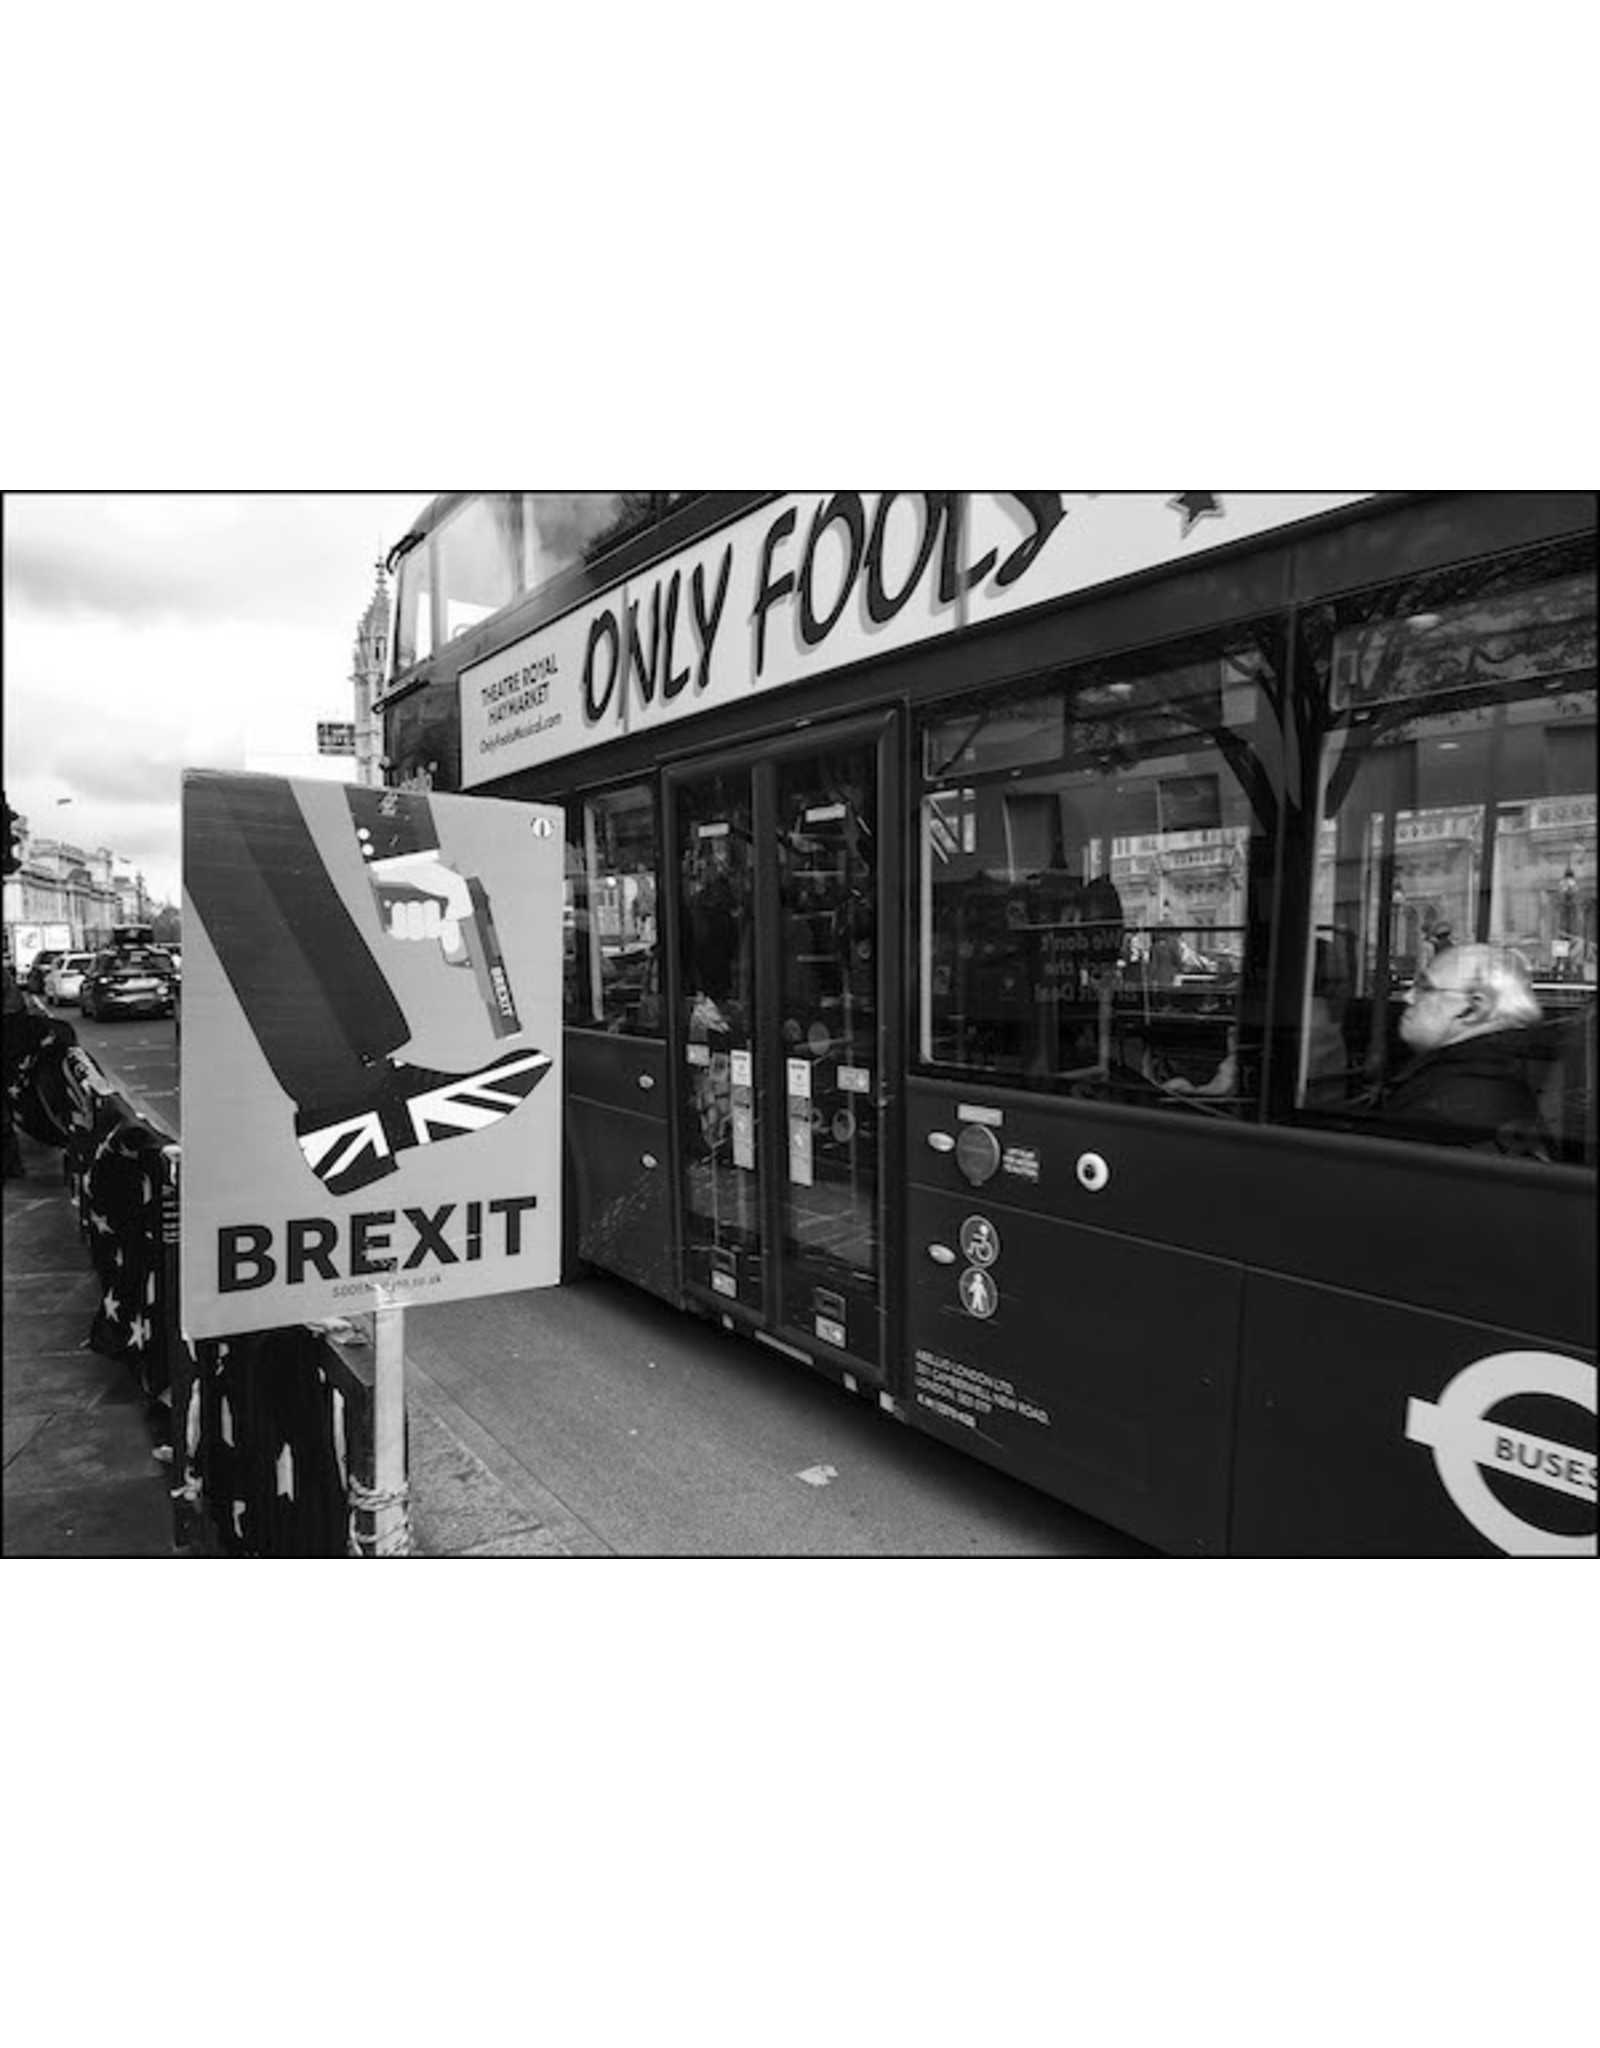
[1525,1001,1597,1167]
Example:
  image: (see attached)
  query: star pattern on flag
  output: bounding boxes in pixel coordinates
[129,1314,151,1351]
[90,1208,112,1236]
[102,1289,121,1322]
[1168,492,1224,537]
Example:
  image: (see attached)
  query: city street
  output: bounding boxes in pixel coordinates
[12,490,1587,1564]
[4,92,1590,2048]
[65,1005,179,1136]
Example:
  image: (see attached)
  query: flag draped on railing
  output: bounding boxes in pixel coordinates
[80,1111,174,1414]
[51,1048,378,1557]
[193,1328,360,1557]
[4,1005,77,1147]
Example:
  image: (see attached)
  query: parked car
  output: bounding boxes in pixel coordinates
[24,949,67,996]
[43,953,95,1006]
[80,946,178,1021]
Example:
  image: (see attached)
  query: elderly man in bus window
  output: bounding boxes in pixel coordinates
[1382,943,1545,1148]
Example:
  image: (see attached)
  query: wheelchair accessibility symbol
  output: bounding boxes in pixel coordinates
[959,1216,1000,1267]
[1404,1350,1596,1557]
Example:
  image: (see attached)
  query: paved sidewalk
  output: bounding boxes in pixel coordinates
[406,1359,605,1557]
[6,1123,1143,1560]
[3,1131,179,1557]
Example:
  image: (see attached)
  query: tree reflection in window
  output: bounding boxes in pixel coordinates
[1293,540,1596,1160]
[920,625,1282,1113]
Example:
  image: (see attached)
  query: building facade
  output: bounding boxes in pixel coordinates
[351,559,391,789]
[3,817,147,967]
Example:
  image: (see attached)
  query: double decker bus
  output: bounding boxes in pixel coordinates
[380,491,1596,1556]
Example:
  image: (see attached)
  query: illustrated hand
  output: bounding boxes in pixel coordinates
[370,851,474,962]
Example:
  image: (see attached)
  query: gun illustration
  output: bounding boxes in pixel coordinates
[346,787,522,1039]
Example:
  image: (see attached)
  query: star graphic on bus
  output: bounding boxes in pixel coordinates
[1168,492,1224,536]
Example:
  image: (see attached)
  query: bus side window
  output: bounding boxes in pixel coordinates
[564,785,663,1038]
[1292,542,1596,1160]
[918,626,1280,1114]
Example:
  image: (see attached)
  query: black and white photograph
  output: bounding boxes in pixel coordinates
[7,488,1594,1563]
[2,9,1593,2047]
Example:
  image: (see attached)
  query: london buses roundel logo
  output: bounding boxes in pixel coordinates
[1405,1351,1596,1558]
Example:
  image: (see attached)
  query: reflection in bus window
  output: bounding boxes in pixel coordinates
[440,491,705,640]
[775,743,880,1316]
[1295,549,1596,1162]
[435,494,525,642]
[564,785,661,1036]
[526,492,635,583]
[677,770,762,1299]
[924,691,1065,778]
[919,631,1279,1115]
[392,494,695,680]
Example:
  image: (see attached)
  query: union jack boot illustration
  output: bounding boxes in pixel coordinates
[294,1045,553,1197]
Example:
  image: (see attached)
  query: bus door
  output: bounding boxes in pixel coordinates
[667,717,896,1382]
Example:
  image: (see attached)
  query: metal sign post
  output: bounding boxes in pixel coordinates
[369,1302,411,1556]
[360,734,409,1559]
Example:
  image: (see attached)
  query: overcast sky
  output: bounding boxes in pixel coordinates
[3,493,434,907]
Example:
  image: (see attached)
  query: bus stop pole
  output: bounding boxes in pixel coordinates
[370,1301,412,1556]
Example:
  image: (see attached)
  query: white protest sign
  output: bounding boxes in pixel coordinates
[180,771,563,1340]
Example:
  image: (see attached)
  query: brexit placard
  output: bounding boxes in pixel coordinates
[179,771,563,1340]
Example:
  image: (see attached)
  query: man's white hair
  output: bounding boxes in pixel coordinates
[1436,943,1542,1027]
